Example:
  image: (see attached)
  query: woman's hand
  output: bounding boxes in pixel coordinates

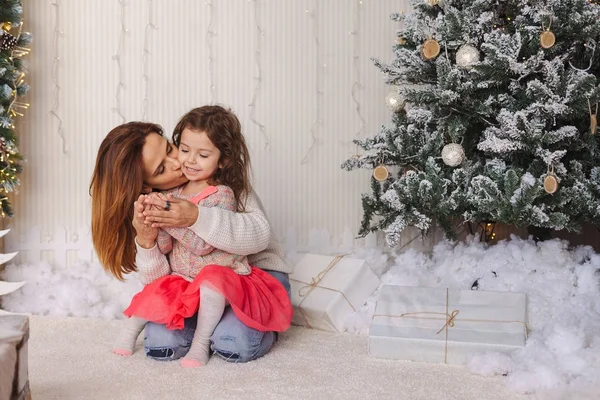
[132,194,158,248]
[143,193,199,228]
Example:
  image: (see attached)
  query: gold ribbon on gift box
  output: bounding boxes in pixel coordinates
[290,254,356,329]
[373,288,529,364]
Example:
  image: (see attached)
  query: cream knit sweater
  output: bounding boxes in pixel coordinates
[136,190,291,285]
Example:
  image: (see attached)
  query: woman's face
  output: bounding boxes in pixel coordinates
[141,132,188,192]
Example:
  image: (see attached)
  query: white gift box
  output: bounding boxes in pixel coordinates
[290,253,380,332]
[369,285,527,364]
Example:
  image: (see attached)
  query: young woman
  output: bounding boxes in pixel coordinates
[114,106,292,368]
[90,116,292,364]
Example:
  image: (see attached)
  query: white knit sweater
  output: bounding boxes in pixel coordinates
[136,190,291,284]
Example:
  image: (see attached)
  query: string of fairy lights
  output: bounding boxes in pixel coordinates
[351,0,366,148]
[248,0,269,149]
[0,2,31,217]
[98,1,375,169]
[206,0,217,103]
[141,0,157,121]
[113,0,127,124]
[50,0,66,153]
[300,0,324,165]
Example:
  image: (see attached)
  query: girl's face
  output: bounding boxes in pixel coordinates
[178,128,221,184]
[141,132,187,192]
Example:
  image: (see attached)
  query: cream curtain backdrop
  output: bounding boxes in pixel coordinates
[4,0,417,266]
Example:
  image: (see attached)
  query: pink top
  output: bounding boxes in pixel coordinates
[156,185,251,281]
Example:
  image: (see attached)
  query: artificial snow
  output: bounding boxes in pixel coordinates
[345,235,600,395]
[1,234,599,395]
[0,260,142,319]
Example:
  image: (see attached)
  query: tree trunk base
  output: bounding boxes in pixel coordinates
[527,226,553,242]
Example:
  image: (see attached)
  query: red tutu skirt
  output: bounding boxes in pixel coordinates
[124,265,293,332]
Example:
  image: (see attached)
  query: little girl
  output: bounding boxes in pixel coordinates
[112,106,293,368]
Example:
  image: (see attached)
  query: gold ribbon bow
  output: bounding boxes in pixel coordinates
[373,288,529,364]
[297,255,345,298]
[291,255,356,329]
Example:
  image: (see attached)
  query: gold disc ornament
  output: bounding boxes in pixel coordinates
[540,30,555,49]
[540,16,555,49]
[543,165,558,194]
[422,39,440,60]
[373,165,389,181]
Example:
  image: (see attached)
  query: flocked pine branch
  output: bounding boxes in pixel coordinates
[343,0,600,246]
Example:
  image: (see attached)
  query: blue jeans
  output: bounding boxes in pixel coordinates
[144,270,291,363]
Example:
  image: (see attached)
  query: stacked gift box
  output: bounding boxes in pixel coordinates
[0,314,30,400]
[290,253,380,332]
[290,253,528,365]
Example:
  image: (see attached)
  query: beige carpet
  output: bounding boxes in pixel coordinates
[28,316,531,400]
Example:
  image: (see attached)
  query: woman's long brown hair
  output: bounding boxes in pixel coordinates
[172,106,251,211]
[90,122,163,280]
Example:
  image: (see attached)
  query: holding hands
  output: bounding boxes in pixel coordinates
[132,194,158,248]
[141,192,199,229]
[133,192,199,246]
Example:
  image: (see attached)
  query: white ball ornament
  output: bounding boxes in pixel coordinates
[385,90,405,112]
[455,44,480,69]
[441,143,465,167]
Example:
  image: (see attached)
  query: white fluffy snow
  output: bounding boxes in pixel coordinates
[345,235,600,395]
[1,234,599,395]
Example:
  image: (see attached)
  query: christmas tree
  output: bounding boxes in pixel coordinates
[343,0,600,246]
[0,0,29,218]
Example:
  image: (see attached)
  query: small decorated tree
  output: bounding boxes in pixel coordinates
[0,0,30,218]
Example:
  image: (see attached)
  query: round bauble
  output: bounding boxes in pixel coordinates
[441,143,465,167]
[385,90,405,112]
[456,44,480,69]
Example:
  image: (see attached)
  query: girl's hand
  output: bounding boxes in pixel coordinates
[143,193,199,228]
[144,192,164,211]
[133,194,158,247]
